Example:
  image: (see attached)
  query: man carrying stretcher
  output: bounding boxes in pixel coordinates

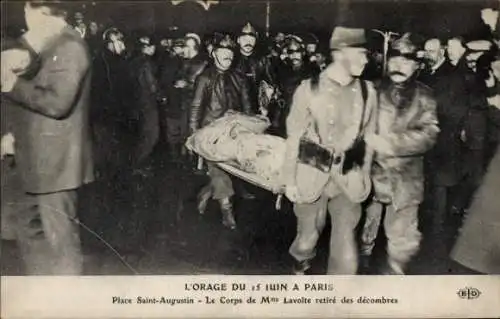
[189,34,254,230]
[281,27,378,275]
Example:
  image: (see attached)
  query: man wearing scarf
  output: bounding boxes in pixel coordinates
[360,34,439,274]
[190,35,253,230]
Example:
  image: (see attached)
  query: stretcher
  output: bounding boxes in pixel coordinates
[197,157,285,210]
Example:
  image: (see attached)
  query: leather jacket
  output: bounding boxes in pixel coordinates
[190,66,253,132]
[175,54,208,110]
[233,52,270,112]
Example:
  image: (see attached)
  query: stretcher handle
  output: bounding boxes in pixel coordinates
[275,194,283,211]
[197,156,204,170]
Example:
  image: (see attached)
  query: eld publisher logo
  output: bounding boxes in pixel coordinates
[457,287,481,300]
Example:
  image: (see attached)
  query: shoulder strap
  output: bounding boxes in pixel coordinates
[360,78,368,107]
[357,79,368,137]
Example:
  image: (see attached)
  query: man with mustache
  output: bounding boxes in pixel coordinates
[360,34,439,274]
[233,22,270,113]
[190,35,253,230]
[233,22,272,200]
[417,37,488,273]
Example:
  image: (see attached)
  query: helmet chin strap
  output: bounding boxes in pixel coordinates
[214,53,230,71]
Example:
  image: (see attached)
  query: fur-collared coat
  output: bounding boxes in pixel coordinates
[371,80,439,210]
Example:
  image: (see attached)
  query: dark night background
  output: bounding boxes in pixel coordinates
[2,0,495,276]
[2,0,496,46]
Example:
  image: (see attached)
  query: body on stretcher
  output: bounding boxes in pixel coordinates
[197,156,285,210]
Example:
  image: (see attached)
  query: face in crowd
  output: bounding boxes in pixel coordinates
[173,44,185,58]
[306,43,317,55]
[106,32,126,55]
[159,39,171,51]
[466,51,483,71]
[238,34,256,55]
[287,42,304,67]
[89,21,99,36]
[213,47,234,71]
[206,43,214,56]
[275,32,285,45]
[424,38,445,66]
[387,54,420,83]
[332,47,369,77]
[143,43,156,56]
[447,38,466,65]
[74,11,85,27]
[184,38,199,59]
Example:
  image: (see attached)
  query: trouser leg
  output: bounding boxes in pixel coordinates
[136,108,160,165]
[207,163,234,200]
[15,190,82,275]
[207,163,236,229]
[326,194,362,275]
[384,204,421,274]
[360,200,384,257]
[289,196,328,263]
[430,185,449,247]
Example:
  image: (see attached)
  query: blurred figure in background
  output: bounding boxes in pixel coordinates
[170,33,207,166]
[447,37,468,67]
[73,11,87,39]
[158,37,184,154]
[91,27,133,179]
[451,55,500,274]
[129,35,161,176]
[2,1,94,275]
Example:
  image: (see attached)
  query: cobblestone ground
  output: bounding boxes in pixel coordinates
[1,148,475,276]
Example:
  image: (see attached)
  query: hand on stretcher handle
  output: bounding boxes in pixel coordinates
[275,194,283,211]
[197,156,204,170]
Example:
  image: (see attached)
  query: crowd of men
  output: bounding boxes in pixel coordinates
[1,1,499,276]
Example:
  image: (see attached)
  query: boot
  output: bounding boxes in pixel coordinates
[381,258,405,275]
[197,185,212,215]
[219,199,236,230]
[358,254,372,275]
[292,259,311,275]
